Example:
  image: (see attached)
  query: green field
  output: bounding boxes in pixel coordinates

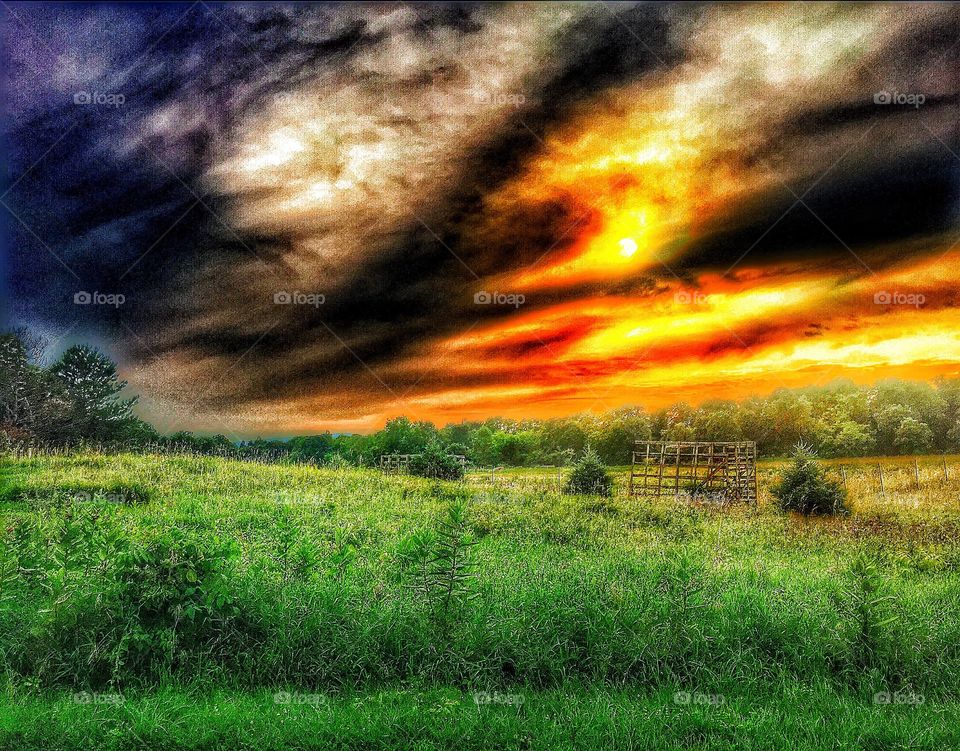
[1,453,959,749]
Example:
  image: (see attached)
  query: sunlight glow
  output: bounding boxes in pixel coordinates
[618,237,639,258]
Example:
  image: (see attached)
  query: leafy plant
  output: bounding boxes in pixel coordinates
[563,446,613,497]
[772,443,848,515]
[110,530,240,674]
[42,482,153,507]
[396,529,437,585]
[39,508,100,620]
[272,509,301,584]
[328,528,356,581]
[420,502,478,623]
[838,551,898,671]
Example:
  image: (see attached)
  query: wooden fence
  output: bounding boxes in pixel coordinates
[378,453,468,474]
[826,457,952,498]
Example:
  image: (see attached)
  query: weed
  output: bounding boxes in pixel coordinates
[420,502,479,630]
[838,551,898,675]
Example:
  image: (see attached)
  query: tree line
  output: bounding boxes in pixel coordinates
[4,328,960,465]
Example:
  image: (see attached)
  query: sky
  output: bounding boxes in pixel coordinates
[1,1,959,437]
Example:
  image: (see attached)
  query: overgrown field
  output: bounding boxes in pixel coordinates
[1,453,959,749]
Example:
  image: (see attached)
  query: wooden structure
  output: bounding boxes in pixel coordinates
[379,454,417,473]
[379,453,468,474]
[628,441,757,504]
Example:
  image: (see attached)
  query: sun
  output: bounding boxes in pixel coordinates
[618,237,639,258]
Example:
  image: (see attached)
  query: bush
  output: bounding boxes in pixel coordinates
[772,445,848,516]
[564,446,613,497]
[408,442,465,481]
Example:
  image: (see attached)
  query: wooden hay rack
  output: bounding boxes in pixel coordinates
[628,441,757,504]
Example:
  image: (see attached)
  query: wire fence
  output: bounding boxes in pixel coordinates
[463,457,960,508]
[6,447,960,510]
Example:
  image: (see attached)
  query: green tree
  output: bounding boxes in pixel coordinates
[947,419,960,452]
[818,420,875,458]
[894,417,933,455]
[563,446,613,497]
[772,445,848,516]
[440,421,480,449]
[490,430,537,466]
[288,434,334,463]
[759,392,816,455]
[372,417,437,458]
[0,332,33,429]
[469,425,496,466]
[693,401,742,442]
[539,420,588,459]
[872,404,912,454]
[50,345,138,443]
[592,408,651,465]
[662,403,695,442]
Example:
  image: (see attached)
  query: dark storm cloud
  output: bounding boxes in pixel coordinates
[3,1,687,401]
[1,4,438,360]
[684,144,960,273]
[539,1,690,111]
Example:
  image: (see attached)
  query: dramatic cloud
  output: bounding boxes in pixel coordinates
[2,2,958,435]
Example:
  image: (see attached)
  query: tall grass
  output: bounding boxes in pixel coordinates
[1,453,959,748]
[1,453,958,695]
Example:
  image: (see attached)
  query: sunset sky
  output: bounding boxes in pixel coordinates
[2,2,959,436]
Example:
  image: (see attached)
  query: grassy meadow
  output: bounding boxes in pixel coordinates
[1,452,959,749]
